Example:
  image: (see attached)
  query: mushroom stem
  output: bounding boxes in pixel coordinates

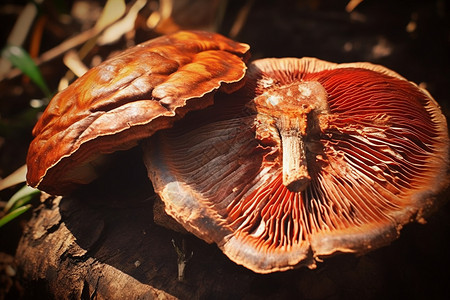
[280,130,310,192]
[278,116,311,192]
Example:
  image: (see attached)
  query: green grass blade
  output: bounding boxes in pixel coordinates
[2,44,51,98]
[4,185,39,213]
[0,205,31,228]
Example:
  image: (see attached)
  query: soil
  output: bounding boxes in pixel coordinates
[1,0,449,299]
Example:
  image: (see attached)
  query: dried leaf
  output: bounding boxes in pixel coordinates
[0,165,27,191]
[98,0,147,46]
[95,0,127,31]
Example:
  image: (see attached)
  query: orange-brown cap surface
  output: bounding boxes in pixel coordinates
[26,31,250,195]
[144,57,449,273]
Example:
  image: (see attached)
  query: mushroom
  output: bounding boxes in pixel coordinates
[143,57,449,273]
[26,31,449,274]
[26,31,250,195]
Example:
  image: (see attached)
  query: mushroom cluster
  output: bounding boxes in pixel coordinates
[26,31,449,273]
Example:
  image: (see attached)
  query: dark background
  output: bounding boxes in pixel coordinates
[1,0,449,299]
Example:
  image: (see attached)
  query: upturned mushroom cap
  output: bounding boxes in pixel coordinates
[144,57,449,273]
[26,31,250,195]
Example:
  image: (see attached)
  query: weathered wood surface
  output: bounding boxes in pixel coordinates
[15,151,450,299]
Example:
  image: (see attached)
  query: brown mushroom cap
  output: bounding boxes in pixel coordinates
[144,57,449,273]
[26,31,250,195]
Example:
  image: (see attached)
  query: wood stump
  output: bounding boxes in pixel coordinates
[14,151,450,299]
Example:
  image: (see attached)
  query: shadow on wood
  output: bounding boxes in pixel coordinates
[14,148,450,299]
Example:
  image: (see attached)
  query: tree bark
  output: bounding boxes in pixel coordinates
[15,195,177,299]
[14,151,450,299]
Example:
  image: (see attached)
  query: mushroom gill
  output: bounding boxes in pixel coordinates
[144,57,449,273]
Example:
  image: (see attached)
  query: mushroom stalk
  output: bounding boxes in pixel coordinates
[277,115,311,192]
[280,130,310,191]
